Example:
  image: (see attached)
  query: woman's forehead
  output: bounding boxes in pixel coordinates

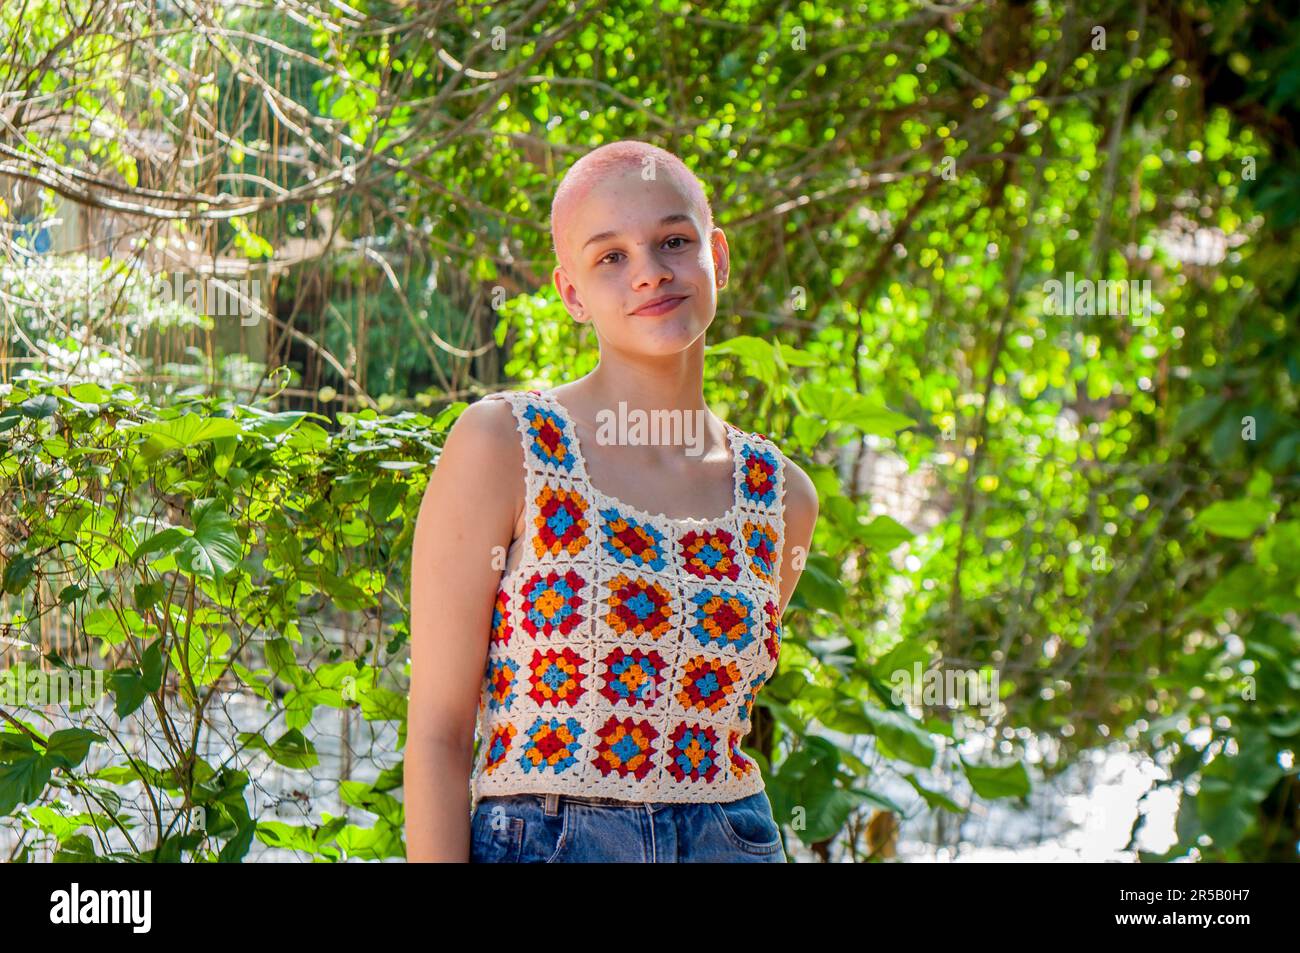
[574,169,704,227]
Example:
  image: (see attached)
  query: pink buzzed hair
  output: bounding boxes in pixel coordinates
[549,140,714,270]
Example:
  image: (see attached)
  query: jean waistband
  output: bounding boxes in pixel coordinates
[532,792,648,807]
[478,791,668,814]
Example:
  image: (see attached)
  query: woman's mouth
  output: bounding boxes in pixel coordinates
[632,294,689,316]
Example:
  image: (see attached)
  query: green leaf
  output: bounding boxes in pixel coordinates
[1196,728,1286,850]
[131,526,193,562]
[790,553,847,614]
[19,395,58,419]
[239,728,318,769]
[176,503,241,580]
[339,781,403,825]
[84,607,147,646]
[357,684,408,723]
[68,383,108,404]
[859,515,914,549]
[905,773,966,813]
[1173,395,1225,441]
[777,343,824,367]
[53,833,101,862]
[797,382,915,436]
[218,820,256,862]
[44,728,105,770]
[141,640,164,692]
[863,705,936,768]
[1195,499,1273,539]
[2,554,37,595]
[171,626,232,688]
[133,580,164,611]
[128,414,241,461]
[108,669,148,718]
[1195,564,1262,613]
[961,758,1031,799]
[707,335,779,385]
[242,409,324,438]
[368,481,405,523]
[0,752,53,816]
[109,639,165,718]
[791,415,829,449]
[264,638,304,689]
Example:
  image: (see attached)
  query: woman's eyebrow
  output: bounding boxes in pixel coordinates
[581,213,694,250]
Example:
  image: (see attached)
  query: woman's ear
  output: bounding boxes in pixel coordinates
[552,264,589,322]
[710,226,730,289]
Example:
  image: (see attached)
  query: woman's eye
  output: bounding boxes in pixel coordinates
[598,237,689,264]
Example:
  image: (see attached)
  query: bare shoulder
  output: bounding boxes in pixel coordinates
[434,397,522,476]
[776,447,819,539]
[447,395,522,452]
[415,396,523,530]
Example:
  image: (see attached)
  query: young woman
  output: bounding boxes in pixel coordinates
[405,140,819,862]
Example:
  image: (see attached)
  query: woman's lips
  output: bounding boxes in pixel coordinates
[633,295,688,316]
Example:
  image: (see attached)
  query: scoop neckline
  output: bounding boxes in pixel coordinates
[531,388,744,528]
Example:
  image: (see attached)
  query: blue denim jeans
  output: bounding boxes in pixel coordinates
[469,790,788,863]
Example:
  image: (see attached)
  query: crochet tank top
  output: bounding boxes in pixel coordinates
[469,388,787,806]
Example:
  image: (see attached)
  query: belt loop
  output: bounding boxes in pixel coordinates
[544,792,560,816]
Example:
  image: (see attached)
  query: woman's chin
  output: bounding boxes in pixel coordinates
[623,319,711,354]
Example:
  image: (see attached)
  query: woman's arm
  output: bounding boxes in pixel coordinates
[777,454,819,616]
[405,398,522,862]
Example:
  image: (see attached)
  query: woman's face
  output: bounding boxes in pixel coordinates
[552,167,729,357]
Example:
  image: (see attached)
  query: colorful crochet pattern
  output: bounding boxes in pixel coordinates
[470,388,787,805]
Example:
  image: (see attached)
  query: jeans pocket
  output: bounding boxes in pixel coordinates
[470,802,524,863]
[475,796,567,863]
[710,794,784,855]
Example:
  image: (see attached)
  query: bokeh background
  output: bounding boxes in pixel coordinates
[1,0,1297,861]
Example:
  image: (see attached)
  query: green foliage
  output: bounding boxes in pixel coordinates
[0,375,453,861]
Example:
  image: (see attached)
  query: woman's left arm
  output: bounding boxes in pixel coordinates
[776,455,819,616]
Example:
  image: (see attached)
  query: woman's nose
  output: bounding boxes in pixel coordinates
[629,251,673,287]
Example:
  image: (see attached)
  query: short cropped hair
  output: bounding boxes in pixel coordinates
[549,140,714,270]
